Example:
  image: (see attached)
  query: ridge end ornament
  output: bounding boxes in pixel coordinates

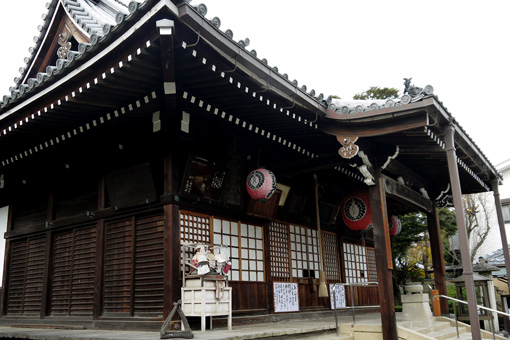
[336,135,359,159]
[56,27,72,60]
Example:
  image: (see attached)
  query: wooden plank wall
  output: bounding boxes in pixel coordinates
[51,226,97,316]
[103,214,165,317]
[6,237,46,315]
[4,208,379,319]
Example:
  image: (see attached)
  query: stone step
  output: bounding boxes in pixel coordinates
[413,321,452,334]
[424,325,468,340]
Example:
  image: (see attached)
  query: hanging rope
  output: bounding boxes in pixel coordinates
[314,173,328,297]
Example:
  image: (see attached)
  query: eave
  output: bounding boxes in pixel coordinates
[318,95,501,195]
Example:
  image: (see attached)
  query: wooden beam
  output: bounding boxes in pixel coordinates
[382,175,433,213]
[383,158,428,189]
[369,169,398,340]
[275,153,345,177]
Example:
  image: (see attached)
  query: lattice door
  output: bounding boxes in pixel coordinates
[322,231,341,282]
[269,221,291,281]
[366,247,377,282]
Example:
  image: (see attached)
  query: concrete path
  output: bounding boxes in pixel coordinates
[0,314,379,340]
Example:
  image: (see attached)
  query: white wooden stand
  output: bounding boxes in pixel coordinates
[181,277,232,331]
[180,243,233,332]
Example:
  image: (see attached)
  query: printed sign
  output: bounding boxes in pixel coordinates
[273,282,299,313]
[330,284,346,309]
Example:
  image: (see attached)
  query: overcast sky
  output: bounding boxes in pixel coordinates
[1,0,509,168]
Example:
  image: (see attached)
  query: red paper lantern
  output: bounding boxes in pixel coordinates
[389,216,402,236]
[246,168,277,201]
[341,191,372,231]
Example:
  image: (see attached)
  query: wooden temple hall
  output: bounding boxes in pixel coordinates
[0,0,508,339]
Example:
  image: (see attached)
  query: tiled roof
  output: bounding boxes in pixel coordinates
[0,1,502,186]
[1,0,149,110]
[0,0,331,113]
[485,246,510,264]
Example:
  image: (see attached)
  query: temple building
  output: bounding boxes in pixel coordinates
[0,1,507,339]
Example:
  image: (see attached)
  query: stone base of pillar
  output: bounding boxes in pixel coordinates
[402,290,434,327]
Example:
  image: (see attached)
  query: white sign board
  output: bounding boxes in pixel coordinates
[273,282,299,313]
[330,284,346,309]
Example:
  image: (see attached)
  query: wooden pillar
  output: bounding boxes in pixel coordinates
[0,205,13,316]
[157,18,181,319]
[263,221,274,313]
[491,179,510,295]
[93,176,106,319]
[368,168,398,340]
[40,231,52,319]
[445,125,481,340]
[427,204,448,314]
[40,191,54,318]
[93,219,105,319]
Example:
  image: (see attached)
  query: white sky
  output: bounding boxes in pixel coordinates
[1,0,509,168]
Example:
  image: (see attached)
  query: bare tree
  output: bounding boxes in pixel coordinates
[465,193,493,264]
[446,193,493,266]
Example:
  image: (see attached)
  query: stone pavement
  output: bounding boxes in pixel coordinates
[0,314,380,340]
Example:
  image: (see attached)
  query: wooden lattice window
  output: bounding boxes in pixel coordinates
[213,218,240,281]
[343,242,368,283]
[366,247,377,282]
[322,231,341,282]
[180,211,211,262]
[269,221,291,281]
[7,236,46,315]
[239,223,264,281]
[51,226,97,316]
[290,224,320,279]
[213,218,264,282]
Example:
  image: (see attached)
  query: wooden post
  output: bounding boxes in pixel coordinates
[0,205,13,316]
[93,219,105,320]
[427,204,448,314]
[263,221,274,313]
[445,125,481,340]
[93,176,106,319]
[491,179,510,296]
[40,231,52,318]
[157,18,181,319]
[40,191,54,318]
[368,168,398,340]
[163,203,180,318]
[432,289,441,316]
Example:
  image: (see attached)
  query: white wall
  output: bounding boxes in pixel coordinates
[499,162,510,199]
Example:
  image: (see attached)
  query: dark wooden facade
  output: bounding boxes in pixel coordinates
[0,0,502,337]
